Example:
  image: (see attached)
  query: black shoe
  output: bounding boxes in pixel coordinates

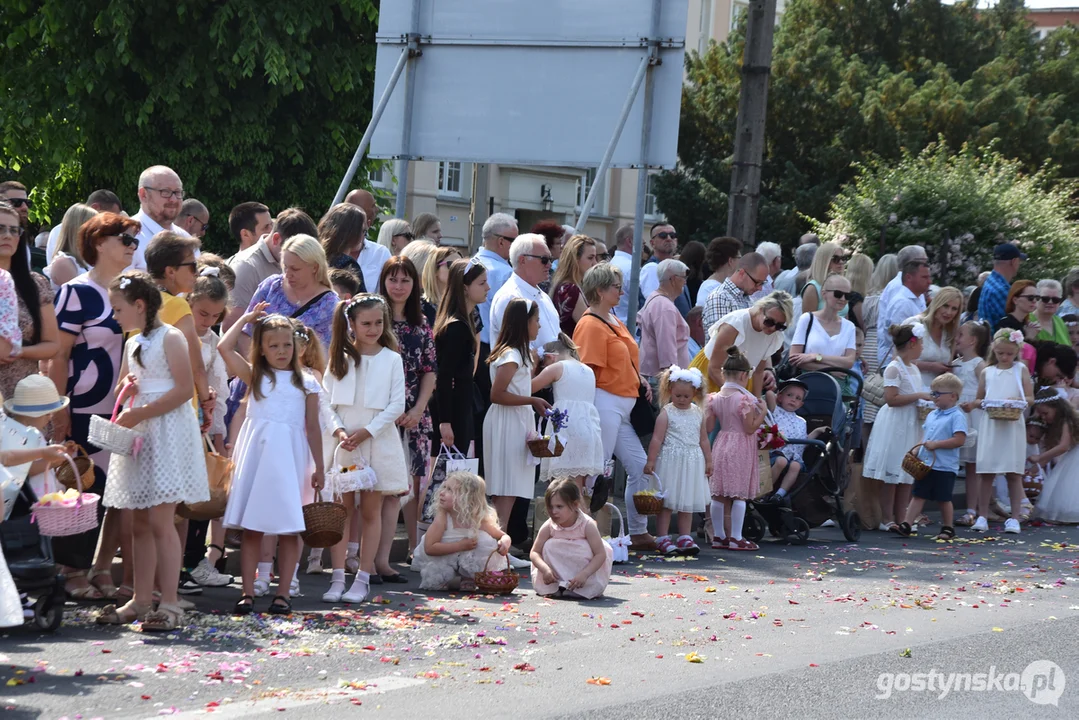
[178,572,203,596]
[590,475,611,514]
[267,595,292,615]
[380,572,408,584]
[369,574,384,586]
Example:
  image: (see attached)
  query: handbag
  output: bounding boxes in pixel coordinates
[88,382,145,457]
[775,313,814,382]
[420,444,477,525]
[178,435,233,521]
[861,346,893,408]
[603,502,630,563]
[582,312,655,435]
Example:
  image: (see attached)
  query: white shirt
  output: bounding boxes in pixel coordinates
[45,224,62,264]
[489,272,561,355]
[611,249,634,322]
[878,284,926,364]
[704,308,784,370]
[130,209,193,271]
[639,262,660,299]
[773,267,799,296]
[474,248,514,345]
[356,241,390,295]
[695,277,721,307]
[791,312,856,358]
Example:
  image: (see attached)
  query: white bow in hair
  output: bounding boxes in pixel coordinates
[118,277,131,290]
[133,333,152,349]
[200,266,220,278]
[910,323,927,339]
[667,365,703,388]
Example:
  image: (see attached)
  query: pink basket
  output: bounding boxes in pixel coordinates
[31,455,101,537]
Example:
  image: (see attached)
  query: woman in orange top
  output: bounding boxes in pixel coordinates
[572,263,655,551]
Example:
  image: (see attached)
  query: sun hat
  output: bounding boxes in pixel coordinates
[3,375,70,417]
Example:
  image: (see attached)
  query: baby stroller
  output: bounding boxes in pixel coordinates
[746,368,863,545]
[1,484,66,632]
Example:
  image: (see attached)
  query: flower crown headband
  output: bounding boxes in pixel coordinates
[666,365,703,389]
[346,293,387,313]
[1034,387,1070,405]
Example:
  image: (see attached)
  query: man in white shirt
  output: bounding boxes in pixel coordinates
[489,233,561,354]
[130,165,191,271]
[876,245,928,364]
[751,241,782,301]
[46,189,122,263]
[879,258,932,364]
[345,189,391,292]
[610,224,637,323]
[474,213,519,345]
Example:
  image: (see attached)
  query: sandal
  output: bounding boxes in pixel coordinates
[96,599,151,625]
[728,538,759,551]
[881,522,899,533]
[955,512,976,527]
[143,603,185,632]
[65,570,104,601]
[267,595,292,615]
[675,535,700,557]
[896,522,913,537]
[115,584,134,602]
[915,514,933,527]
[233,595,255,615]
[935,526,956,541]
[88,568,118,599]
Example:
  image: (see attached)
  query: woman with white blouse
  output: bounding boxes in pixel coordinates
[788,274,857,374]
[905,286,962,388]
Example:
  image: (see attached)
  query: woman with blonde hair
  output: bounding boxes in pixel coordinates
[401,239,438,279]
[800,241,848,315]
[46,203,98,289]
[907,285,963,388]
[844,252,874,330]
[244,233,337,347]
[420,246,463,326]
[376,218,414,255]
[412,212,442,244]
[550,234,600,336]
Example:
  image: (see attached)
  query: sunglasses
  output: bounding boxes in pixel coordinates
[495,234,517,244]
[119,233,139,249]
[929,391,955,399]
[174,261,198,271]
[1019,294,1038,302]
[762,316,787,332]
[394,231,415,241]
[831,290,851,300]
[652,231,678,240]
[1038,296,1062,304]
[6,198,32,209]
[524,254,552,266]
[830,254,849,264]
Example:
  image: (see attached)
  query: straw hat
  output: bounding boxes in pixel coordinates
[3,375,70,417]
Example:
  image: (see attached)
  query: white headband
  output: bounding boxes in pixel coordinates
[200,266,220,278]
[910,323,927,339]
[667,365,703,389]
[1034,388,1070,405]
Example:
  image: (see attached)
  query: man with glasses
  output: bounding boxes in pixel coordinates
[876,245,929,365]
[0,181,31,233]
[489,233,561,353]
[130,165,192,271]
[639,222,691,317]
[474,213,519,348]
[978,243,1026,333]
[177,199,210,240]
[702,252,769,331]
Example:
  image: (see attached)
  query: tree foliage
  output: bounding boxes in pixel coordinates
[655,0,1079,252]
[811,142,1079,287]
[0,0,379,254]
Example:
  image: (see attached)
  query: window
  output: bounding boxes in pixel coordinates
[576,168,607,215]
[644,172,663,219]
[368,165,386,188]
[730,0,749,32]
[438,161,462,196]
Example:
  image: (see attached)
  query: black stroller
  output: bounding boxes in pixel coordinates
[1,484,66,631]
[745,368,863,545]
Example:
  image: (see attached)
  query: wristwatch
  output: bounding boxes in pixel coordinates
[814,354,823,363]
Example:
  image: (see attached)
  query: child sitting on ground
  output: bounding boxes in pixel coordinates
[530,478,613,599]
[766,379,828,504]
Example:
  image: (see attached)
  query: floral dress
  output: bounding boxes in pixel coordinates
[0,273,52,401]
[553,282,583,336]
[392,318,437,476]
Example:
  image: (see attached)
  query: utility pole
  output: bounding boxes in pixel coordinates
[726,0,777,248]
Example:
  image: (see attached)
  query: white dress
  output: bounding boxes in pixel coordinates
[1035,444,1079,523]
[913,326,953,388]
[412,514,500,589]
[0,464,21,627]
[862,359,923,485]
[200,330,228,439]
[656,403,709,513]
[952,356,983,464]
[223,369,321,534]
[547,360,606,479]
[105,326,209,509]
[976,364,1027,475]
[483,349,535,498]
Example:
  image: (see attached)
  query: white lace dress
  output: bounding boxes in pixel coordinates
[547,360,606,479]
[104,325,209,509]
[656,403,709,513]
[952,356,983,464]
[224,369,321,534]
[412,514,500,589]
[862,359,923,485]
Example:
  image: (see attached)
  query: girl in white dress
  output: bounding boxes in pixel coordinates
[412,471,510,590]
[218,303,325,616]
[531,333,605,503]
[953,321,990,527]
[484,298,551,530]
[973,328,1035,534]
[1032,388,1079,523]
[862,323,933,533]
[98,272,209,632]
[644,366,711,556]
[323,294,408,604]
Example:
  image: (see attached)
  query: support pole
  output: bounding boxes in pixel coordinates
[626,0,662,337]
[395,0,423,220]
[330,47,409,208]
[726,0,777,248]
[469,163,490,253]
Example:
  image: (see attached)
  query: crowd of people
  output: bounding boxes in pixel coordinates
[2,166,1079,630]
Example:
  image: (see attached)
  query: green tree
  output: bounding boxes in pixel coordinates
[0,0,379,254]
[655,0,1079,251]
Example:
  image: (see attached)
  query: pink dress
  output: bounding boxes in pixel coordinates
[531,512,613,599]
[708,392,759,499]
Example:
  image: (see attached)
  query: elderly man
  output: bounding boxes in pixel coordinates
[474,213,519,346]
[227,202,273,257]
[177,199,210,239]
[751,241,782,301]
[875,245,928,364]
[130,165,191,270]
[489,233,561,354]
[978,243,1027,332]
[776,242,815,296]
[879,259,932,362]
[639,222,690,316]
[702,252,769,331]
[345,189,391,291]
[46,189,122,262]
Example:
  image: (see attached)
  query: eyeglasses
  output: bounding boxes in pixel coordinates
[762,316,787,332]
[831,290,851,300]
[608,284,623,293]
[652,231,678,240]
[6,198,31,209]
[174,261,198,271]
[119,233,140,249]
[0,225,20,237]
[495,234,517,244]
[930,391,955,399]
[394,232,415,241]
[1038,296,1062,305]
[195,220,209,234]
[524,254,552,266]
[144,186,185,200]
[746,271,767,289]
[1019,293,1038,302]
[830,254,849,264]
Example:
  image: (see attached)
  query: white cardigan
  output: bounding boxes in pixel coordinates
[323,346,406,438]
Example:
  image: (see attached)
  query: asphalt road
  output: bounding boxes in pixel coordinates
[3,518,1079,719]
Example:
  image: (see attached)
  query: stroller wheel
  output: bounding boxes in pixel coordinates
[787,517,810,545]
[33,595,63,632]
[743,513,766,543]
[841,510,862,542]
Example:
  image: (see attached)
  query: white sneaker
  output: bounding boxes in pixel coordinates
[1004,518,1021,534]
[342,572,369,603]
[322,580,345,603]
[190,559,233,587]
[972,516,989,532]
[507,554,531,569]
[289,577,300,596]
[253,576,270,597]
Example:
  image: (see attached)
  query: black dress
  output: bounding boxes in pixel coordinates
[430,319,477,454]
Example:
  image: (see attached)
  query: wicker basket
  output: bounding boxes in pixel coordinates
[301,500,347,548]
[632,472,665,515]
[55,444,94,491]
[88,383,145,456]
[32,456,101,537]
[527,436,564,458]
[325,443,378,493]
[902,443,934,482]
[986,405,1024,421]
[474,549,519,594]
